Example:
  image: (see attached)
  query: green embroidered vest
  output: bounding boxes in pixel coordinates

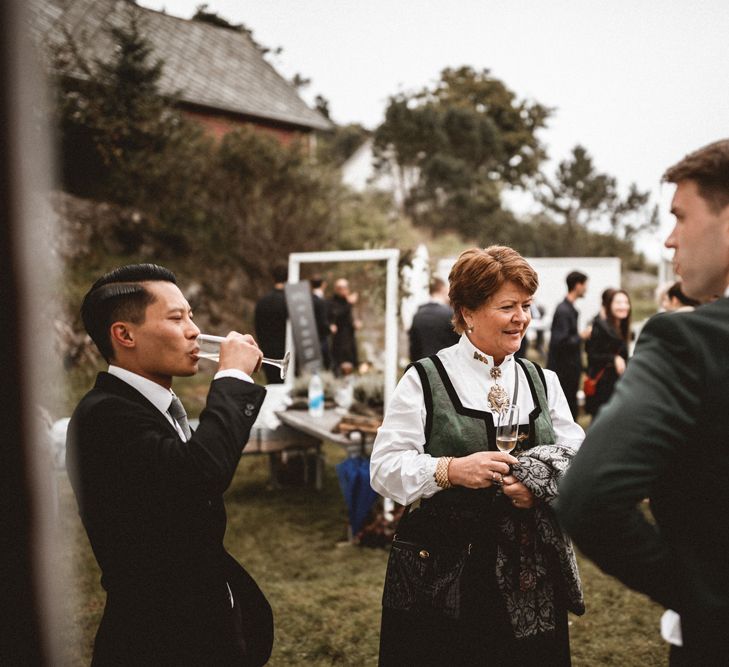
[410,356,556,457]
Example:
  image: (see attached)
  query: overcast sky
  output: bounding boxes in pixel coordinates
[138,0,729,262]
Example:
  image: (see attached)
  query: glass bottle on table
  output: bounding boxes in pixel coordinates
[308,371,324,417]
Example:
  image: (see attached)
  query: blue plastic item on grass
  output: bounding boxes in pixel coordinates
[335,455,378,536]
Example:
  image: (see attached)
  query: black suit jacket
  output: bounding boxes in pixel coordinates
[311,293,330,342]
[254,288,287,359]
[556,298,729,662]
[409,302,459,361]
[312,293,332,370]
[328,295,358,367]
[547,298,581,375]
[547,298,582,416]
[66,373,273,666]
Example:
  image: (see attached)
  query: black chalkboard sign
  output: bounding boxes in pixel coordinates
[284,281,322,372]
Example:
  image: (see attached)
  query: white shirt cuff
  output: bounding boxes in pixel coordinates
[214,369,254,383]
[422,456,442,497]
[660,610,683,646]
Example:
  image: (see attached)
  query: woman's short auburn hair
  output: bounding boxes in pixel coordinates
[448,246,538,334]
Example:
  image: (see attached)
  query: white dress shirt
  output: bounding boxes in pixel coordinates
[108,365,252,442]
[370,334,585,505]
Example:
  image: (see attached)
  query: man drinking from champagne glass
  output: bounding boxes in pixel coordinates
[66,263,273,666]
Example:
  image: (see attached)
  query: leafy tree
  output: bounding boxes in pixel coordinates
[317,123,369,166]
[373,66,550,238]
[207,128,343,292]
[52,5,206,214]
[535,145,658,255]
[334,190,417,251]
[50,8,347,289]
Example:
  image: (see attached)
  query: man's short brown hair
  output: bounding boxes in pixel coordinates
[429,277,446,295]
[448,246,538,334]
[663,139,729,214]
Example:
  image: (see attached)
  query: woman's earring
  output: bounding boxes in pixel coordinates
[467,323,474,333]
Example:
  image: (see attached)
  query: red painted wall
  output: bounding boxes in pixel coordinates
[182,108,308,148]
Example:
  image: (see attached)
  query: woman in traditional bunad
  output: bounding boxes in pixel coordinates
[371,246,585,666]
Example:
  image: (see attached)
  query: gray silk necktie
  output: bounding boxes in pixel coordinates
[168,395,192,440]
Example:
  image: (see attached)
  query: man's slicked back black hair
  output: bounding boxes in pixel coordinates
[81,264,177,362]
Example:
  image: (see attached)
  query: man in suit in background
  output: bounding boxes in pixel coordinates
[254,263,288,384]
[409,277,459,361]
[66,264,273,666]
[310,275,332,370]
[328,278,360,375]
[556,139,729,665]
[547,270,591,418]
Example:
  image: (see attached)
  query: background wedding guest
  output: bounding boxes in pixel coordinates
[597,287,616,320]
[310,275,332,369]
[661,280,700,312]
[254,263,288,384]
[408,276,459,361]
[584,289,632,418]
[516,301,546,359]
[556,139,729,666]
[328,278,360,375]
[547,270,592,418]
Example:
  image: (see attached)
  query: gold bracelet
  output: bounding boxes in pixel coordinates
[434,456,454,489]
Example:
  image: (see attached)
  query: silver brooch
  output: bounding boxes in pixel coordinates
[487,384,510,413]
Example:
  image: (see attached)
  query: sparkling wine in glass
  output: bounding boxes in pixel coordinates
[496,405,520,453]
[196,334,290,380]
[196,335,223,362]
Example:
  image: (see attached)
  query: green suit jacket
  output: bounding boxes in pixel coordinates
[555,297,729,659]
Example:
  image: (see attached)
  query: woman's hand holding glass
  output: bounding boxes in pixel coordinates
[447,450,519,489]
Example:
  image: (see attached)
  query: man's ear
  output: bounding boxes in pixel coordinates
[110,322,136,350]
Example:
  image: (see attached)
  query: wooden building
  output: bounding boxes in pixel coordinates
[30,0,332,148]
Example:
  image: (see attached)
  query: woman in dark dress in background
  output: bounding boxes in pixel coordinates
[585,289,632,417]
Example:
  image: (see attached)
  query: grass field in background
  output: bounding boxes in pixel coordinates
[57,440,668,666]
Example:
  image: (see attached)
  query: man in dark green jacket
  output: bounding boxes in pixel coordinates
[556,139,729,666]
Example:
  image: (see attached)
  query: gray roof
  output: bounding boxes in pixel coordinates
[30,0,332,132]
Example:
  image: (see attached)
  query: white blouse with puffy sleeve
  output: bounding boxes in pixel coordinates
[370,335,585,505]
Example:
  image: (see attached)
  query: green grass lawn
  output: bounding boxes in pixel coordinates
[56,442,668,666]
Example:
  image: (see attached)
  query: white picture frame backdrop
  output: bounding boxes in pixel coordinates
[286,248,400,408]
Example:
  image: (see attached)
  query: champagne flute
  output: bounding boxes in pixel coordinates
[196,334,291,380]
[496,405,520,454]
